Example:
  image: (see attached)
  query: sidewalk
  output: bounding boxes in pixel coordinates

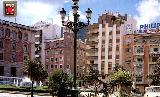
[0,90,52,97]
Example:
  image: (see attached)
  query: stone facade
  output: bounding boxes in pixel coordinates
[0,19,42,77]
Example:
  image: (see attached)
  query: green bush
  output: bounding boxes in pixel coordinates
[0,84,49,93]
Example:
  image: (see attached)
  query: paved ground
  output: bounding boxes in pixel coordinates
[0,90,52,97]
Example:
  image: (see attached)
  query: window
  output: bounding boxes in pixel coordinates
[108,55,112,59]
[59,57,63,61]
[0,53,3,60]
[136,76,142,82]
[23,45,28,52]
[5,28,10,37]
[55,50,59,54]
[67,65,70,68]
[109,39,112,43]
[12,42,16,50]
[55,65,58,68]
[46,58,49,62]
[0,66,4,76]
[152,57,159,62]
[12,31,17,39]
[11,67,16,77]
[116,46,119,51]
[0,27,4,38]
[116,39,120,42]
[47,50,50,54]
[60,65,62,68]
[59,50,63,54]
[137,47,143,53]
[116,31,120,34]
[11,53,16,62]
[137,58,143,62]
[0,41,3,48]
[55,58,58,62]
[18,31,22,40]
[109,31,112,35]
[116,55,119,59]
[154,48,158,52]
[24,33,28,41]
[51,65,53,68]
[51,58,54,62]
[125,48,131,52]
[24,56,27,61]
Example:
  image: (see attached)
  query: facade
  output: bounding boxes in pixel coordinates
[45,32,86,78]
[86,12,136,75]
[123,29,160,93]
[0,19,42,77]
[33,21,62,66]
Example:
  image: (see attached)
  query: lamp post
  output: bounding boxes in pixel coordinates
[60,0,92,90]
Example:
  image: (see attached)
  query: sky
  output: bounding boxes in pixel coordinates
[1,0,160,28]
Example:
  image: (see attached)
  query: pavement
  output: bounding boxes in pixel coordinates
[0,90,52,97]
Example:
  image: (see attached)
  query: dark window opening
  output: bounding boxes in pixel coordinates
[11,53,16,62]
[0,66,4,76]
[23,45,28,52]
[0,53,3,60]
[137,58,143,62]
[55,65,58,68]
[0,41,3,49]
[5,28,10,37]
[51,58,54,62]
[152,57,159,62]
[18,31,22,40]
[154,48,158,52]
[11,67,16,77]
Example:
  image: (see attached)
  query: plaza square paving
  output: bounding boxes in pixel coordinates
[0,93,52,97]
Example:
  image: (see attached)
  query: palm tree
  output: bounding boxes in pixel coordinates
[23,59,48,97]
[48,69,73,97]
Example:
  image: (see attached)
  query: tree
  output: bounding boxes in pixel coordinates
[48,69,73,97]
[149,63,160,86]
[84,65,103,96]
[23,59,48,82]
[23,59,48,97]
[109,65,132,97]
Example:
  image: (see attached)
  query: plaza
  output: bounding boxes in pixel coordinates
[0,92,51,97]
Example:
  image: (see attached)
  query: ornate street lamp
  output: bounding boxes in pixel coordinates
[60,0,92,92]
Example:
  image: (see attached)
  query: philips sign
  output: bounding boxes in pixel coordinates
[140,23,160,30]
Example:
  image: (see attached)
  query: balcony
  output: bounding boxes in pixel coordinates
[135,76,143,84]
[150,51,160,57]
[134,48,144,55]
[149,61,157,64]
[87,41,98,45]
[89,53,98,57]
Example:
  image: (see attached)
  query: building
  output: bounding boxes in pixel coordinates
[86,12,136,75]
[33,21,62,66]
[123,29,160,93]
[45,31,86,78]
[0,19,42,77]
